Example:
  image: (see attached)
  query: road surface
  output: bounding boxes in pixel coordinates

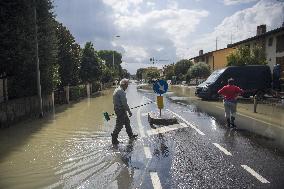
[0,83,283,188]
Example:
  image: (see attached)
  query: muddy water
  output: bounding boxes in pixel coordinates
[0,88,125,189]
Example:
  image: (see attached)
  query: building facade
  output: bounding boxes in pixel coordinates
[228,25,284,73]
[190,48,235,71]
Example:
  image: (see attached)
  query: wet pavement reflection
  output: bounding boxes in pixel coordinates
[0,84,283,188]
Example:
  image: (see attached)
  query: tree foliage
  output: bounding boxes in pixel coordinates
[136,68,145,80]
[187,62,210,79]
[121,69,130,79]
[146,70,160,80]
[0,0,58,98]
[98,50,123,79]
[56,21,81,86]
[227,46,267,66]
[163,64,175,80]
[101,64,113,83]
[174,59,193,81]
[80,42,102,83]
[98,50,122,69]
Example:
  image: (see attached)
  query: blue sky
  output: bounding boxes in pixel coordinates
[54,0,284,74]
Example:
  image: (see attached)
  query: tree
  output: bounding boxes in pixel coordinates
[136,68,145,80]
[174,59,193,81]
[70,43,82,85]
[56,22,81,86]
[0,0,58,98]
[187,62,210,79]
[101,64,113,83]
[80,42,102,83]
[98,50,122,69]
[146,70,160,80]
[227,45,267,66]
[164,64,175,80]
[121,69,130,79]
[98,50,123,80]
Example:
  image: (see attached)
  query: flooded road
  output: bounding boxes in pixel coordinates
[0,88,121,188]
[1,84,284,188]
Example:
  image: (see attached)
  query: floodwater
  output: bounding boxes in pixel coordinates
[1,84,284,188]
[0,88,126,189]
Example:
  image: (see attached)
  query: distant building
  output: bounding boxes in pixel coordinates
[228,24,284,73]
[190,24,284,77]
[189,47,235,71]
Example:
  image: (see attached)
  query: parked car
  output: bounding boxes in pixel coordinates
[195,65,272,100]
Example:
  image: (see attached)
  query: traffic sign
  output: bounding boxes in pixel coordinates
[153,80,168,94]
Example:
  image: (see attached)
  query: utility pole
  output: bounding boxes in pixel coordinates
[216,37,218,50]
[34,0,43,117]
[112,35,120,72]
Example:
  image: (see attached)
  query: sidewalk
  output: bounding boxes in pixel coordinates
[200,99,284,128]
[170,85,284,129]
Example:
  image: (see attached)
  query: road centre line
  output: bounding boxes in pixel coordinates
[241,165,270,184]
[213,143,232,156]
[150,172,163,189]
[144,147,152,159]
[166,109,205,136]
[215,106,283,130]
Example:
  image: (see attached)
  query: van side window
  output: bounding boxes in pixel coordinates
[276,34,284,53]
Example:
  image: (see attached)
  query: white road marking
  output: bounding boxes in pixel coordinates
[147,123,189,136]
[137,98,146,138]
[144,147,152,159]
[144,96,156,104]
[141,113,149,117]
[179,122,189,128]
[213,143,232,156]
[166,109,205,136]
[241,165,270,184]
[215,106,283,130]
[150,172,162,189]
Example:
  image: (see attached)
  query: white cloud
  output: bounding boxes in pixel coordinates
[188,0,284,58]
[102,0,144,14]
[224,0,259,6]
[55,0,284,74]
[114,8,208,69]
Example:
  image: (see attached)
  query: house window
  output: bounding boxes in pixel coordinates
[276,56,284,79]
[276,34,284,53]
[268,37,273,46]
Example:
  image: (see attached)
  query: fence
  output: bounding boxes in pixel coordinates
[0,82,111,127]
[0,94,53,127]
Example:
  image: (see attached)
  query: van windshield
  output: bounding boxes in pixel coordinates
[205,69,225,83]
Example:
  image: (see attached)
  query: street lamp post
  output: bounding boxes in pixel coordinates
[34,0,43,117]
[112,35,120,70]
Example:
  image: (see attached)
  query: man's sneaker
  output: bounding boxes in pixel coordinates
[129,134,138,140]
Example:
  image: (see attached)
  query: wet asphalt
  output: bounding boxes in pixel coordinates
[1,84,284,189]
[120,84,284,188]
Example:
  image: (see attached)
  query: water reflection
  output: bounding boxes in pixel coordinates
[0,88,118,189]
[153,134,169,158]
